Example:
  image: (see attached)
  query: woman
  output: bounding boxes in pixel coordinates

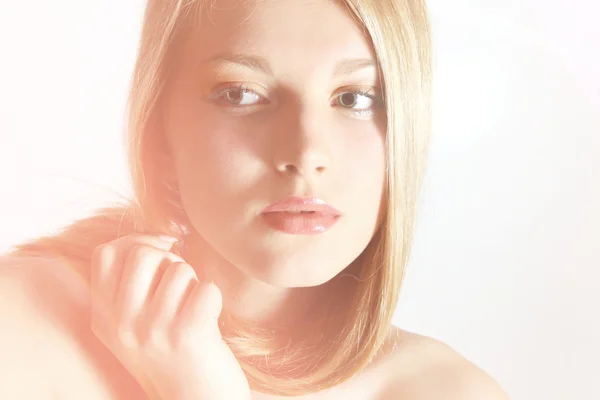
[1,0,509,398]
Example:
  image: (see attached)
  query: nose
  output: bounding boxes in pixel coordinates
[275,151,328,176]
[272,111,332,178]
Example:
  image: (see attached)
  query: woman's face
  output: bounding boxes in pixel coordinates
[162,0,386,287]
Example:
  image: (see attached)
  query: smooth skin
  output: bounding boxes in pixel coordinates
[0,0,511,398]
[89,235,250,400]
[0,243,509,399]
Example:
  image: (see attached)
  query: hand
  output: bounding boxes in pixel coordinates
[90,234,251,400]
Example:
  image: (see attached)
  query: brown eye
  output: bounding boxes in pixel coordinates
[208,84,268,109]
[225,89,244,104]
[333,90,377,111]
[222,87,262,105]
[339,93,358,108]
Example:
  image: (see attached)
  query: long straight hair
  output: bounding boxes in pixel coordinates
[11,0,432,395]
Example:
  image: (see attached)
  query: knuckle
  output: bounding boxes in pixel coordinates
[116,325,139,349]
[125,245,158,271]
[195,282,222,311]
[128,243,153,260]
[172,262,196,280]
[207,282,222,304]
[90,244,117,288]
[128,243,176,266]
[145,326,169,349]
[91,243,115,265]
[170,329,191,352]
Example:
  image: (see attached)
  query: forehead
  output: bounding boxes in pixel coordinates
[177,0,376,70]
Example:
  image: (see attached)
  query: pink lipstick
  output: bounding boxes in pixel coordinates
[261,197,341,234]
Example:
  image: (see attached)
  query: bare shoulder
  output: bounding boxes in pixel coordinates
[0,255,143,399]
[0,254,91,339]
[376,327,510,400]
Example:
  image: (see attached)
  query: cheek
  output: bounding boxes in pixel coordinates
[344,132,386,236]
[344,131,386,198]
[164,84,262,190]
[171,118,264,210]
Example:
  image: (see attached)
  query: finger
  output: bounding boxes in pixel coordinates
[90,242,119,304]
[91,234,179,305]
[115,245,184,323]
[117,233,179,252]
[144,262,198,334]
[112,246,170,348]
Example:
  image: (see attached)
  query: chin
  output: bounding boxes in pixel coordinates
[235,248,356,288]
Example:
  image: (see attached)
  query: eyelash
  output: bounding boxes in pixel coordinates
[207,83,382,116]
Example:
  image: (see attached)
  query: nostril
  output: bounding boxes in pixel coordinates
[284,164,299,173]
[277,163,326,175]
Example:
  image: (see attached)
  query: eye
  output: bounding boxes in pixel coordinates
[208,84,269,108]
[223,86,261,106]
[331,88,381,116]
[337,92,373,109]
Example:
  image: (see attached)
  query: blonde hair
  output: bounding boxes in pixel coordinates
[11,0,432,396]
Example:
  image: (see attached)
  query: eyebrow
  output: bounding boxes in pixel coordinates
[202,53,377,77]
[332,58,377,76]
[203,53,273,75]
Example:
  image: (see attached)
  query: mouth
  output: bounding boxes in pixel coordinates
[261,197,341,234]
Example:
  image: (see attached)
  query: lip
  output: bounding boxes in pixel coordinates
[261,197,341,234]
[262,197,341,215]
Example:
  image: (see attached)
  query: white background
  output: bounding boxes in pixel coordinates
[0,1,598,399]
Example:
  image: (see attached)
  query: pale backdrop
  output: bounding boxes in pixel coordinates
[1,1,598,399]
